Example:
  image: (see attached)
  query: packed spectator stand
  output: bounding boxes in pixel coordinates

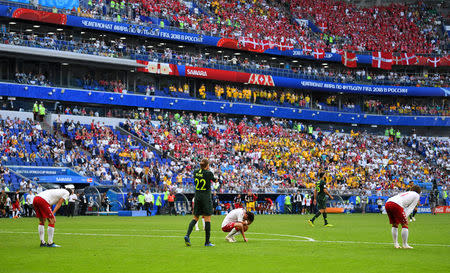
[121,110,449,194]
[3,0,447,55]
[2,28,448,90]
[57,118,175,191]
[0,111,447,196]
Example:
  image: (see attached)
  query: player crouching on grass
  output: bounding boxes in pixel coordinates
[221,208,255,243]
[385,185,421,249]
[33,185,72,247]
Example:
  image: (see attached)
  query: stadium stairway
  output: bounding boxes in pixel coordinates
[50,120,97,160]
[115,126,178,163]
[40,120,53,138]
[192,0,215,17]
[3,168,35,192]
[401,136,442,170]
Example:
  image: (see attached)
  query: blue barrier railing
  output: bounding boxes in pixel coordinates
[0,82,448,126]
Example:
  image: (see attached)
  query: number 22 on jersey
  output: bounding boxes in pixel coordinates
[195,178,206,190]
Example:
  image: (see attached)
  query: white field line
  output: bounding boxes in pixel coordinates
[0,230,314,242]
[1,230,449,247]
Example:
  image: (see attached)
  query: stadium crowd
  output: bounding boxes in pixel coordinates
[121,110,449,194]
[50,82,448,117]
[6,68,449,117]
[14,72,52,86]
[0,116,163,191]
[79,75,128,93]
[2,30,449,90]
[57,118,172,190]
[406,136,449,170]
[363,99,448,116]
[13,0,448,54]
[288,0,447,53]
[0,110,447,201]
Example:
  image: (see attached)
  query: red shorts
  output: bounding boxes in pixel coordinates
[385,201,407,226]
[12,201,20,210]
[222,222,236,232]
[33,196,54,219]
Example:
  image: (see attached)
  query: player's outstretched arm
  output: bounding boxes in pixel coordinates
[52,198,65,215]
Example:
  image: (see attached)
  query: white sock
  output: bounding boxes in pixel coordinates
[38,225,45,243]
[202,218,205,229]
[195,222,199,229]
[48,226,55,244]
[226,229,239,238]
[401,228,409,246]
[391,227,398,245]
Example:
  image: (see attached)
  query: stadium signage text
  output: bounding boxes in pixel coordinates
[14,169,58,175]
[186,68,208,77]
[37,175,95,184]
[300,81,409,95]
[417,207,431,213]
[135,61,447,96]
[56,177,74,182]
[248,74,275,86]
[435,206,450,213]
[136,61,179,75]
[81,20,113,30]
[8,166,82,179]
[78,19,204,43]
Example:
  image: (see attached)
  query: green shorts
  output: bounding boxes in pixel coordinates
[317,197,327,210]
[193,195,212,216]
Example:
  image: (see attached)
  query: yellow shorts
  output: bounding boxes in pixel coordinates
[246,202,255,211]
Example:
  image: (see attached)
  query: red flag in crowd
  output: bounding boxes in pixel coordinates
[372,52,393,70]
[268,40,277,50]
[303,45,312,55]
[401,53,418,65]
[318,22,328,32]
[278,43,294,51]
[271,42,280,51]
[442,55,450,66]
[239,37,259,50]
[313,48,325,59]
[341,51,357,68]
[427,57,441,68]
[261,40,270,50]
[393,55,402,65]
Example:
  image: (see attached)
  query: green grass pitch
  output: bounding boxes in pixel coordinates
[1,214,449,273]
